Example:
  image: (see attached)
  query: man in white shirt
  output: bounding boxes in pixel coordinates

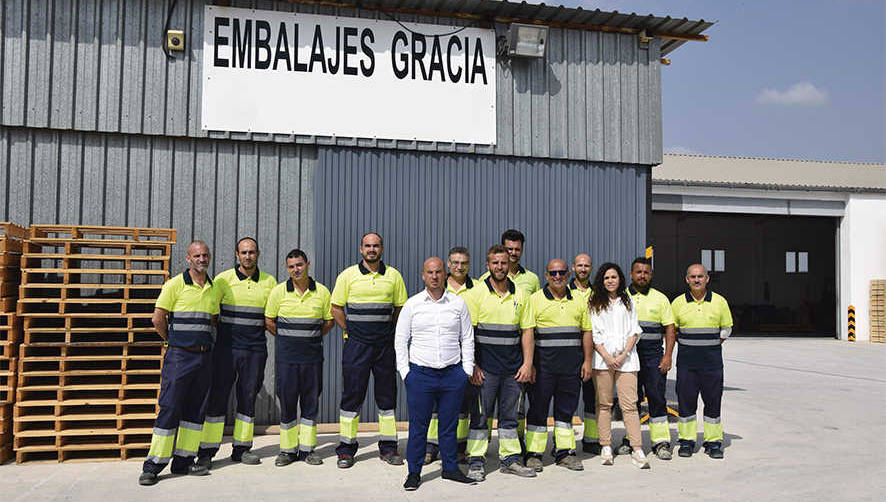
[395,257,477,491]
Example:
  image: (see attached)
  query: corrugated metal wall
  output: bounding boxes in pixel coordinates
[0,0,662,164]
[313,147,648,422]
[0,124,316,424]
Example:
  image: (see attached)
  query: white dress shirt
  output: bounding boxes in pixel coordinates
[395,288,475,379]
[590,297,642,372]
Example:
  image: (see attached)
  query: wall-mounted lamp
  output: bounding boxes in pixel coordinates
[506,23,548,59]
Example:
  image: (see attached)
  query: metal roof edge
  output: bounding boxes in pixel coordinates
[652,179,886,194]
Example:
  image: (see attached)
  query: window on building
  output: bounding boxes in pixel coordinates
[701,249,712,272]
[786,251,809,274]
[701,249,725,272]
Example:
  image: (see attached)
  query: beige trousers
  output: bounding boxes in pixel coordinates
[593,369,643,449]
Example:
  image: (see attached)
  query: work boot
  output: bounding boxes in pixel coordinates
[238,451,261,465]
[556,455,584,471]
[424,449,439,465]
[337,453,355,468]
[195,456,212,470]
[466,464,486,482]
[678,441,694,458]
[403,472,421,491]
[616,436,632,455]
[654,442,672,460]
[500,461,537,478]
[442,469,477,484]
[170,463,209,476]
[600,446,614,466]
[138,472,158,486]
[631,450,650,469]
[582,441,601,455]
[381,451,404,465]
[275,453,297,467]
[704,443,724,459]
[303,451,323,465]
[525,456,544,472]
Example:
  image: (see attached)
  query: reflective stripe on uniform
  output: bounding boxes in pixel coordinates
[525,424,548,454]
[554,420,576,451]
[147,426,176,464]
[233,413,255,446]
[649,415,671,445]
[498,427,522,458]
[199,415,225,449]
[475,335,520,345]
[174,421,203,457]
[299,418,318,451]
[378,409,397,442]
[583,412,599,440]
[703,415,723,443]
[535,338,581,347]
[340,410,360,442]
[466,428,489,459]
[280,419,299,453]
[427,414,439,444]
[678,414,697,441]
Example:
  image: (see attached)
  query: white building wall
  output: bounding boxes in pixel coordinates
[839,194,886,341]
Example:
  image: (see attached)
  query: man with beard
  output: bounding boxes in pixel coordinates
[628,257,676,460]
[569,253,601,454]
[197,237,276,467]
[140,241,223,486]
[331,232,408,468]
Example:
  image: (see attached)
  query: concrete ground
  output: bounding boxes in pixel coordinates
[3,338,885,502]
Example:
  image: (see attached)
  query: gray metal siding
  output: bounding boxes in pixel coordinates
[1,0,662,164]
[313,147,648,423]
[0,124,316,425]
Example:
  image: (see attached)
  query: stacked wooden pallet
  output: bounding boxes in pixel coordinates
[872,280,886,343]
[0,222,26,463]
[13,225,176,462]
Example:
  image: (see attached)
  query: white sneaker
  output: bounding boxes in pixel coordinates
[600,446,614,465]
[631,449,650,469]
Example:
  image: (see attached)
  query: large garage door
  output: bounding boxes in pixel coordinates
[652,212,837,336]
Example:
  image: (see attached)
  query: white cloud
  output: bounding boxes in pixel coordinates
[756,82,829,106]
[664,146,703,155]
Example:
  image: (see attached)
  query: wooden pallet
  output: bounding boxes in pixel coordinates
[0,357,16,403]
[28,225,176,242]
[23,329,161,345]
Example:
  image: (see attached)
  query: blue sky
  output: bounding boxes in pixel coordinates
[559,0,886,162]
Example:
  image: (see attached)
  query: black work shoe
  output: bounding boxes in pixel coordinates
[195,456,212,470]
[404,472,421,491]
[616,436,633,455]
[275,453,297,467]
[337,453,355,469]
[239,451,261,465]
[442,469,478,484]
[582,441,602,455]
[424,449,439,465]
[138,472,158,486]
[678,442,694,458]
[381,451,404,465]
[654,442,673,460]
[705,443,724,459]
[188,463,210,476]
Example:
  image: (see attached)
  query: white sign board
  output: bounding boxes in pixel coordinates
[202,6,497,144]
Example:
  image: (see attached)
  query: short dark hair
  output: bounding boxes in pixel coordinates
[500,229,525,245]
[631,257,652,270]
[235,237,258,253]
[448,246,470,259]
[361,231,383,246]
[286,249,308,262]
[486,244,509,261]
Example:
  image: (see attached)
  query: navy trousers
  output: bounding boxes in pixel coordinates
[405,363,467,474]
[336,339,399,456]
[526,370,581,460]
[637,349,668,421]
[143,348,212,474]
[676,365,723,444]
[198,345,267,458]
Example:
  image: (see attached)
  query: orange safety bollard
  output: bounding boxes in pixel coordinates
[848,305,856,342]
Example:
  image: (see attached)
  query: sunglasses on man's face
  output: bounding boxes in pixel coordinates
[548,270,568,277]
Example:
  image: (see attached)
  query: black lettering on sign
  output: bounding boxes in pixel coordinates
[273,22,291,71]
[392,31,409,79]
[342,27,358,76]
[327,27,341,74]
[428,35,445,81]
[446,36,462,82]
[471,37,487,85]
[309,24,327,73]
[360,28,375,77]
[233,19,252,68]
[464,37,469,83]
[214,17,229,68]
[255,20,272,70]
[411,33,427,81]
[293,24,307,72]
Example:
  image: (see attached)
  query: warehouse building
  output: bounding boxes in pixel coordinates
[652,154,886,342]
[0,0,712,424]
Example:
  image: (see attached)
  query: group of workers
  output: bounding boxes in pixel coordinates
[138,228,733,490]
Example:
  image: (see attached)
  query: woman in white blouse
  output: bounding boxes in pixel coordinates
[588,262,650,469]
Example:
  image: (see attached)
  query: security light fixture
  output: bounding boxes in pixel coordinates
[506,23,548,59]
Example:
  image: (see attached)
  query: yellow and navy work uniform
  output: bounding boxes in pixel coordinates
[427,276,478,458]
[671,290,733,447]
[524,286,592,462]
[569,280,600,447]
[198,267,275,460]
[144,269,222,475]
[331,261,407,457]
[629,284,676,447]
[265,277,333,457]
[466,278,533,468]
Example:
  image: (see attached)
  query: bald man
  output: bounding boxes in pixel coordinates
[569,253,601,454]
[395,258,477,490]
